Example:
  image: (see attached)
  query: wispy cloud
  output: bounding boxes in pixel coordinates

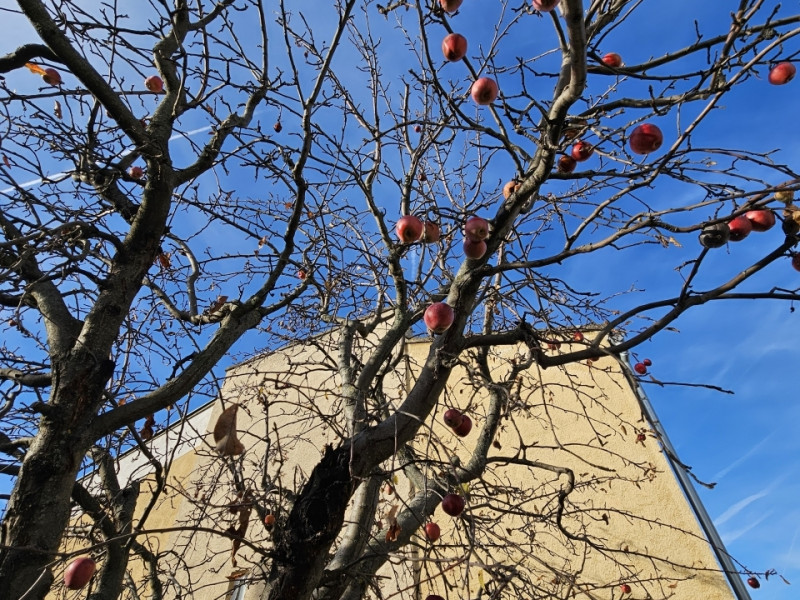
[715,490,770,527]
[721,510,774,545]
[714,472,790,528]
[713,432,775,482]
[1,124,216,196]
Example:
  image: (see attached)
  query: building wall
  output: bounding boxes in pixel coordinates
[65,334,735,600]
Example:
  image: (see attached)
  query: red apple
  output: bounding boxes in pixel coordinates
[273,121,283,133]
[727,215,752,241]
[502,180,519,199]
[396,215,424,243]
[441,493,465,516]
[443,408,464,428]
[634,362,647,375]
[64,556,96,590]
[452,414,472,437]
[145,75,164,93]
[620,583,632,594]
[792,253,800,272]
[424,302,455,334]
[425,522,441,542]
[471,77,499,105]
[602,52,623,68]
[636,432,646,443]
[423,221,441,243]
[464,216,490,241]
[557,155,577,173]
[42,68,62,86]
[745,209,776,232]
[531,0,560,12]
[463,238,487,259]
[414,124,422,133]
[297,269,307,280]
[747,576,760,589]
[264,513,276,527]
[128,165,144,179]
[442,33,468,62]
[571,141,593,162]
[629,123,663,155]
[768,62,796,85]
[642,358,652,367]
[573,331,584,342]
[439,0,463,13]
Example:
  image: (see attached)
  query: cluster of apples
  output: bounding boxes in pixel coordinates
[443,407,472,436]
[698,207,778,250]
[561,122,664,171]
[395,213,491,263]
[633,358,652,375]
[439,0,499,106]
[395,215,441,244]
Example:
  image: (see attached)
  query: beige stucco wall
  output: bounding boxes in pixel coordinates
[67,332,735,600]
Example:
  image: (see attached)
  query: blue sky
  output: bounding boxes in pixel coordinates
[2,1,800,598]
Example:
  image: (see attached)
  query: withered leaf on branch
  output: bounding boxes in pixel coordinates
[230,500,252,566]
[139,413,156,441]
[206,295,228,315]
[24,62,47,76]
[213,404,245,456]
[384,503,400,542]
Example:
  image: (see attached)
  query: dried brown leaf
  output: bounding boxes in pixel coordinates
[25,62,47,76]
[207,295,228,314]
[213,405,245,456]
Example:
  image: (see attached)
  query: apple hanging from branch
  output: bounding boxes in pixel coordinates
[64,556,96,590]
[745,209,776,232]
[727,215,752,241]
[531,0,560,12]
[571,141,593,162]
[395,215,424,243]
[601,52,623,68]
[768,62,796,85]
[629,123,663,155]
[442,33,468,62]
[470,77,499,105]
[424,302,455,334]
[441,493,465,517]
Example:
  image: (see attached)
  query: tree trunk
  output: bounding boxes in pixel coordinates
[0,423,85,599]
[265,445,356,600]
[0,357,112,600]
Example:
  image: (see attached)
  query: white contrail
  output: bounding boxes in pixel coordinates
[1,123,216,196]
[713,432,774,481]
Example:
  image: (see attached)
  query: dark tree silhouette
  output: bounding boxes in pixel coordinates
[1,1,799,599]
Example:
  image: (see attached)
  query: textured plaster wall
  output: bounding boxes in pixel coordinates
[57,334,735,600]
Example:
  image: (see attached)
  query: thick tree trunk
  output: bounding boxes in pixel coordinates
[265,445,356,600]
[0,423,86,599]
[0,357,111,600]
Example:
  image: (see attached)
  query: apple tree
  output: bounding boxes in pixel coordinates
[1,0,799,599]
